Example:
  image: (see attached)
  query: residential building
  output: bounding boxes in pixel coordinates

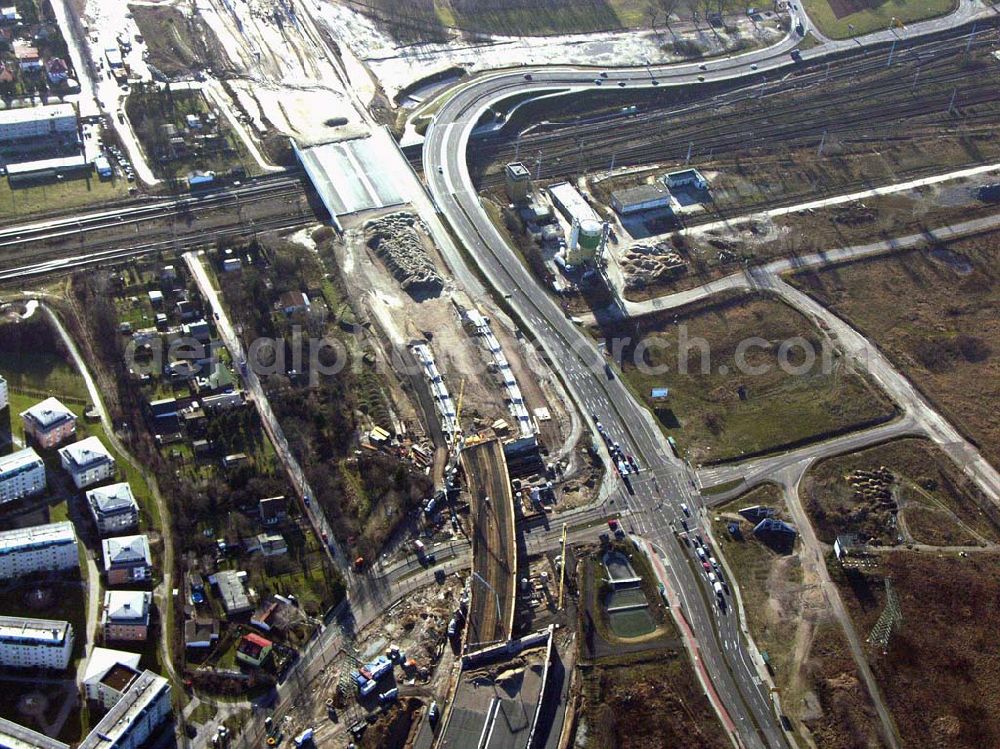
[258,496,288,527]
[45,57,68,84]
[212,570,251,616]
[0,521,78,581]
[247,533,287,557]
[202,391,243,412]
[236,633,273,667]
[87,482,139,536]
[78,670,172,749]
[0,374,7,410]
[278,291,311,315]
[20,397,77,448]
[102,590,152,642]
[222,453,249,470]
[184,619,218,650]
[0,616,74,670]
[182,319,211,342]
[59,436,115,489]
[0,716,68,749]
[0,7,22,24]
[251,599,283,632]
[12,41,40,71]
[82,647,142,709]
[0,103,77,146]
[101,535,152,585]
[0,447,46,504]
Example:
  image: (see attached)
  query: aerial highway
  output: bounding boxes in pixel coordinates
[416,11,998,747]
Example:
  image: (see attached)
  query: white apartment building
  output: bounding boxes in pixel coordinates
[82,647,142,710]
[78,670,172,749]
[59,436,115,489]
[0,521,78,581]
[87,482,139,536]
[20,396,77,448]
[0,716,69,749]
[0,616,74,670]
[0,447,46,504]
[0,103,78,143]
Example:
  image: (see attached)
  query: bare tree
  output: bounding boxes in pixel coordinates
[659,0,681,33]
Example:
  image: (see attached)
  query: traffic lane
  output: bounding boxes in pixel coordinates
[429,108,786,749]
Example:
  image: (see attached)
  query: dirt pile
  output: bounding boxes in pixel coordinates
[365,212,444,297]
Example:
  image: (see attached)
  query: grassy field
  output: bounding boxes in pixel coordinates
[578,651,731,748]
[353,0,751,39]
[711,484,884,746]
[0,174,127,222]
[130,4,226,77]
[802,0,956,38]
[834,550,1000,747]
[802,438,1000,547]
[604,292,897,463]
[791,239,999,473]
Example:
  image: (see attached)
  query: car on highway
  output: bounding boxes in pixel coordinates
[617,81,626,87]
[437,166,443,173]
[698,75,705,82]
[523,73,532,80]
[791,49,802,62]
[750,63,758,70]
[651,79,659,85]
[699,63,707,70]
[600,71,608,78]
[681,503,690,516]
[702,561,712,572]
[694,534,704,546]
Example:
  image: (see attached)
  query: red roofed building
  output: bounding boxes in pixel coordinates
[235,632,273,667]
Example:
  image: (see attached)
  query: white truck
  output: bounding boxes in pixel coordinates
[713,581,724,597]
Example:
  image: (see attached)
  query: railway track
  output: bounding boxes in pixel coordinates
[471,26,1000,198]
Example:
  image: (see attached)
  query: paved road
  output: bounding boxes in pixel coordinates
[419,10,1000,746]
[424,77,788,749]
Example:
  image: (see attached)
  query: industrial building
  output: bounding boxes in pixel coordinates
[102,590,152,642]
[547,181,602,225]
[20,397,77,448]
[610,182,673,215]
[0,521,79,581]
[78,670,172,749]
[566,218,605,266]
[0,616,74,670]
[664,168,709,191]
[101,534,152,585]
[59,436,116,489]
[0,447,46,504]
[504,161,533,202]
[547,182,606,266]
[87,482,139,536]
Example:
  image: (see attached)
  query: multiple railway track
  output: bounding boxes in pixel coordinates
[471,26,1000,210]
